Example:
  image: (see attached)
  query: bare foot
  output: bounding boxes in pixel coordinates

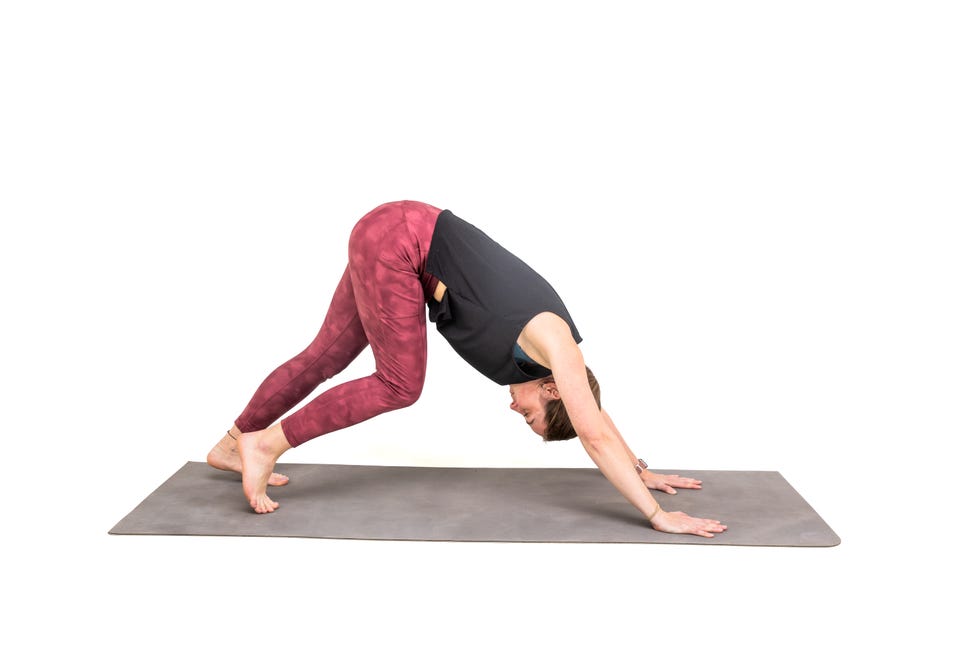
[239,424,291,514]
[207,431,289,486]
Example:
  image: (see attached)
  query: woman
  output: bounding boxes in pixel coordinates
[206,200,726,538]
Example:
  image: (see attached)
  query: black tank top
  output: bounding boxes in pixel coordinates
[425,209,582,385]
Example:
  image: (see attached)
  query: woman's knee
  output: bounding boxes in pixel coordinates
[378,373,425,410]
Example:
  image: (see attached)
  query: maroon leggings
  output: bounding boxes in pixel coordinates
[234,201,442,447]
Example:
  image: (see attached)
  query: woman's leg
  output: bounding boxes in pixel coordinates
[206,265,367,483]
[278,202,434,444]
[239,201,440,512]
[235,265,369,433]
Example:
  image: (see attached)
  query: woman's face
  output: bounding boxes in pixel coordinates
[508,381,554,437]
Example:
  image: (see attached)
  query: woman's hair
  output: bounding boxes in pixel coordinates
[543,366,600,442]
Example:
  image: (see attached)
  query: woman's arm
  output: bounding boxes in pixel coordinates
[525,313,726,538]
[601,410,705,495]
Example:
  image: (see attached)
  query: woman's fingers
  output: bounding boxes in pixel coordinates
[694,519,727,537]
[667,475,703,489]
[646,473,704,491]
[659,511,727,537]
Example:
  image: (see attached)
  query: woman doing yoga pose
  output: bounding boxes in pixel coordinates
[206,200,726,538]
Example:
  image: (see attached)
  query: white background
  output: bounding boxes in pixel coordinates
[2,1,977,650]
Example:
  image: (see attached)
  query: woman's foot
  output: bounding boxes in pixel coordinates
[238,423,292,514]
[207,428,289,486]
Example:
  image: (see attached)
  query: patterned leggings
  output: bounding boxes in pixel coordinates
[234,200,442,447]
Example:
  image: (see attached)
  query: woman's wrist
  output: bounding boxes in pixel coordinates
[645,504,661,523]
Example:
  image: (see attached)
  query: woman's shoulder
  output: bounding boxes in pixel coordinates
[519,312,578,361]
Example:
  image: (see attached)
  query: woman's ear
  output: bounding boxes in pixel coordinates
[540,381,560,400]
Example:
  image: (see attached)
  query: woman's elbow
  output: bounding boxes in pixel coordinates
[578,430,610,457]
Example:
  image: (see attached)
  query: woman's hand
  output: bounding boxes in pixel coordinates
[651,509,727,538]
[642,471,703,494]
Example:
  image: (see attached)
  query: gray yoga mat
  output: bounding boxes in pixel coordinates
[109,462,839,546]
